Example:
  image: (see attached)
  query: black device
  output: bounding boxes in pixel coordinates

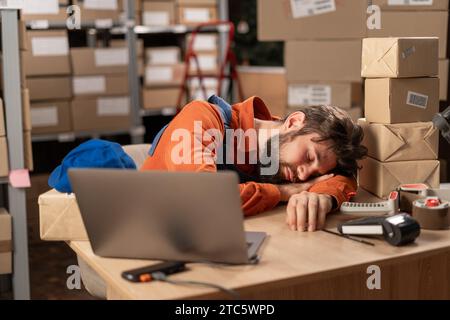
[338,213,421,246]
[433,106,450,144]
[121,261,187,283]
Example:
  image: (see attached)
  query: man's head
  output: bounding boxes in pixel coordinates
[258,105,367,184]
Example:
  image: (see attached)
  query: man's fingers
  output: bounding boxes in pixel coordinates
[317,196,329,230]
[296,193,308,232]
[286,197,297,231]
[307,193,319,231]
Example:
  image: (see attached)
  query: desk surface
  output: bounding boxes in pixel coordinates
[69,189,450,300]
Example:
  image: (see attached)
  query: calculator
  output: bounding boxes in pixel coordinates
[340,191,398,215]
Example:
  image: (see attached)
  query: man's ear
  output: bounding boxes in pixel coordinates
[283,111,306,131]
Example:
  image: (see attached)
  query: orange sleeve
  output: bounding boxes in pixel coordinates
[308,175,357,210]
[157,101,282,216]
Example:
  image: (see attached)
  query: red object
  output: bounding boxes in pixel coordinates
[139,274,152,282]
[389,191,398,200]
[177,21,244,111]
[425,198,441,207]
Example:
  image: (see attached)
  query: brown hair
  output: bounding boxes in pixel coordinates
[286,106,368,177]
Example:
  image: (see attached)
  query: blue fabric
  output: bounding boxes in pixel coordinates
[48,139,136,193]
[148,95,232,156]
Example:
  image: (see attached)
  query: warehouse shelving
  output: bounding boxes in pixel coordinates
[0,6,31,300]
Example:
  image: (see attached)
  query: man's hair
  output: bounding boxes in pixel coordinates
[285,105,368,177]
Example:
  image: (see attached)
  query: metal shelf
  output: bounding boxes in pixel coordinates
[31,128,137,143]
[140,107,177,117]
[0,177,8,184]
[134,24,229,35]
[26,21,125,32]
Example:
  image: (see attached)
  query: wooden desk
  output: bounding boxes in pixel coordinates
[68,190,450,300]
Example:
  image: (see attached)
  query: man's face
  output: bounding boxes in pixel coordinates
[259,131,337,184]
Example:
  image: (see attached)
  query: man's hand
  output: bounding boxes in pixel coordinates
[277,174,334,202]
[286,191,333,232]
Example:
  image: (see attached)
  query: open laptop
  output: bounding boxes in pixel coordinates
[68,169,266,265]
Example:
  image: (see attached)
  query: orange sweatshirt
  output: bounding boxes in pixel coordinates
[140,96,357,216]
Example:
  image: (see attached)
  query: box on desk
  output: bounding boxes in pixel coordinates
[359,157,440,198]
[367,11,448,59]
[257,0,366,41]
[71,47,129,76]
[22,30,71,76]
[361,37,439,78]
[285,40,362,82]
[358,119,438,162]
[28,76,72,101]
[72,74,129,97]
[0,208,12,275]
[288,82,362,110]
[364,77,439,123]
[31,101,72,135]
[142,1,176,26]
[71,96,131,131]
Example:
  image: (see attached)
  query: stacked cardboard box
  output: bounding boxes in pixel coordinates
[143,46,185,109]
[70,47,131,131]
[0,208,12,276]
[358,37,440,198]
[23,30,72,136]
[176,0,218,26]
[73,0,121,24]
[21,0,67,26]
[142,0,176,26]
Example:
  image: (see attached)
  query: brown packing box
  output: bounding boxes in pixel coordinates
[189,52,218,75]
[71,47,129,76]
[146,47,181,66]
[285,40,362,82]
[71,96,131,131]
[28,76,72,101]
[31,101,72,135]
[439,59,449,101]
[359,157,440,198]
[0,98,4,136]
[0,208,12,275]
[22,30,71,76]
[177,0,217,4]
[0,137,8,177]
[358,119,439,162]
[367,11,449,59]
[287,82,362,109]
[73,0,121,21]
[22,88,32,132]
[365,77,439,123]
[258,0,366,41]
[238,66,287,117]
[370,0,449,11]
[21,8,68,23]
[27,174,50,245]
[177,5,218,26]
[24,130,34,172]
[145,63,185,87]
[361,37,439,78]
[109,39,144,57]
[142,1,176,26]
[72,74,129,97]
[143,87,180,110]
[186,33,218,53]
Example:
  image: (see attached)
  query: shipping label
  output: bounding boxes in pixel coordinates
[97,97,130,116]
[406,91,428,109]
[290,0,336,19]
[288,85,332,106]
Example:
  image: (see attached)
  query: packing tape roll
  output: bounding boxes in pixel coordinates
[0,240,12,253]
[412,202,450,230]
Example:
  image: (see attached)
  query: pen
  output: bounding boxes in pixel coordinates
[322,229,375,246]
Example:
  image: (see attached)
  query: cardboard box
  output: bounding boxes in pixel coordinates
[186,33,218,52]
[22,88,32,132]
[109,38,144,57]
[27,76,72,101]
[177,5,218,26]
[285,40,362,82]
[361,37,439,78]
[71,47,129,76]
[39,189,88,241]
[367,11,448,59]
[177,0,217,4]
[72,74,129,97]
[71,96,131,131]
[0,208,12,275]
[287,82,362,109]
[0,137,8,177]
[142,1,176,26]
[146,47,181,65]
[0,98,4,136]
[238,66,287,117]
[189,52,218,75]
[370,0,449,11]
[27,174,51,245]
[145,63,185,87]
[21,7,68,23]
[31,101,72,134]
[358,119,439,162]
[359,157,440,198]
[22,30,71,76]
[258,0,366,41]
[143,87,180,109]
[24,130,34,171]
[439,59,449,101]
[73,0,121,21]
[365,77,439,123]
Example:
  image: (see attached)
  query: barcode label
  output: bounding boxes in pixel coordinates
[288,85,331,107]
[290,0,336,19]
[406,91,428,109]
[388,0,433,5]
